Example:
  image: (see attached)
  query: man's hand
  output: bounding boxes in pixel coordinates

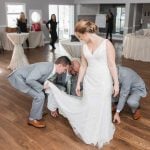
[44,82,50,90]
[113,112,121,124]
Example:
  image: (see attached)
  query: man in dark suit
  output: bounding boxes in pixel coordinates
[8,56,71,128]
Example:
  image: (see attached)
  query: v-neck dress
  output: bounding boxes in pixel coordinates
[45,39,115,148]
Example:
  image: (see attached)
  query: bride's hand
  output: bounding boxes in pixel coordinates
[44,82,49,90]
[76,84,81,96]
[113,83,119,97]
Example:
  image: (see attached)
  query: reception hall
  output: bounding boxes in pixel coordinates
[0,0,149,150]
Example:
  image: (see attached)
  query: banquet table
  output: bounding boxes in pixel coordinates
[123,34,150,62]
[1,31,45,50]
[60,40,83,58]
[7,33,29,70]
[28,31,45,48]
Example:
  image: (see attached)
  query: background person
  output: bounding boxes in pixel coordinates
[17,12,29,48]
[8,56,71,128]
[46,14,58,50]
[113,65,147,124]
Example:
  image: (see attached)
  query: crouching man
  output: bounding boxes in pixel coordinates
[113,66,147,124]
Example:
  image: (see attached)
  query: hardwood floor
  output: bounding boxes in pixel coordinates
[0,45,149,150]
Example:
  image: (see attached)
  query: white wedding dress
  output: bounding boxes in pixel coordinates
[45,39,115,148]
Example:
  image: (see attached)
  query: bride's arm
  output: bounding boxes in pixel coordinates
[76,55,87,96]
[106,40,119,97]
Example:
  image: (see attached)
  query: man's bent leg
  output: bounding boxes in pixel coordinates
[127,93,141,120]
[27,89,45,120]
[127,93,141,113]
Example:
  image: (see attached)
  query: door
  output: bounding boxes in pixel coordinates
[49,5,74,40]
[116,6,125,34]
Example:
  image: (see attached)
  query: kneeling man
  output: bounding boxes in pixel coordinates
[113,66,147,124]
[8,56,71,128]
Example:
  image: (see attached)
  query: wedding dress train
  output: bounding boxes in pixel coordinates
[45,39,115,148]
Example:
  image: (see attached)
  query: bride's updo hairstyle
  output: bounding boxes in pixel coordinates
[75,20,98,34]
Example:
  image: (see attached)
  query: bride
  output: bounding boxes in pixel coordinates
[44,20,119,148]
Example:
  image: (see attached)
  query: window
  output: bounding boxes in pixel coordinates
[6,3,25,27]
[49,5,74,40]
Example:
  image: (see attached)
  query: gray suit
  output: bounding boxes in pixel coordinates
[8,62,54,120]
[50,72,79,96]
[51,72,72,95]
[115,66,147,113]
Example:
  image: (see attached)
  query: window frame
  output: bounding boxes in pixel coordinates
[5,2,26,27]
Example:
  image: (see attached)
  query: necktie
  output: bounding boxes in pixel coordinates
[48,73,56,82]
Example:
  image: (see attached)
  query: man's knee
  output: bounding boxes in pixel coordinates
[127,99,139,108]
[36,92,45,101]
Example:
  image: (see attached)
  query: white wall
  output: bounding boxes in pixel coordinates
[0,0,74,27]
[0,0,74,41]
[1,0,150,36]
[78,4,99,15]
[74,0,150,4]
[74,1,150,34]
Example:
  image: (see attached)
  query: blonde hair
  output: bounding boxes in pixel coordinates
[75,20,98,34]
[19,12,26,22]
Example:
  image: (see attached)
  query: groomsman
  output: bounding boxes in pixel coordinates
[69,59,82,96]
[8,56,71,128]
[49,59,81,96]
[113,66,147,124]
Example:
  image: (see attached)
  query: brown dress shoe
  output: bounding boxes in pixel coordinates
[28,120,46,128]
[133,109,141,120]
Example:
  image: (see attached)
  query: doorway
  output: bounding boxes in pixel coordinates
[116,6,125,34]
[49,5,74,40]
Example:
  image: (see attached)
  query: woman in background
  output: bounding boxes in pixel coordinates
[46,14,58,50]
[17,12,29,48]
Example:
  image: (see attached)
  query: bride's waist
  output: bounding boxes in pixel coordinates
[87,65,109,72]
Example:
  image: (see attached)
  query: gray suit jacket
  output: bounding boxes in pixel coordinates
[54,73,83,96]
[116,66,147,112]
[8,62,54,93]
[52,72,72,94]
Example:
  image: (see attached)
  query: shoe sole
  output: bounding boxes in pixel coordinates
[133,116,141,120]
[27,122,46,128]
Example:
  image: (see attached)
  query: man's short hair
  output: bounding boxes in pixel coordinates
[71,58,81,64]
[55,56,71,66]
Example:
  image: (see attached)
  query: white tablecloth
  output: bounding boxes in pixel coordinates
[1,31,45,50]
[60,40,83,58]
[28,31,45,48]
[7,33,29,70]
[123,34,150,62]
